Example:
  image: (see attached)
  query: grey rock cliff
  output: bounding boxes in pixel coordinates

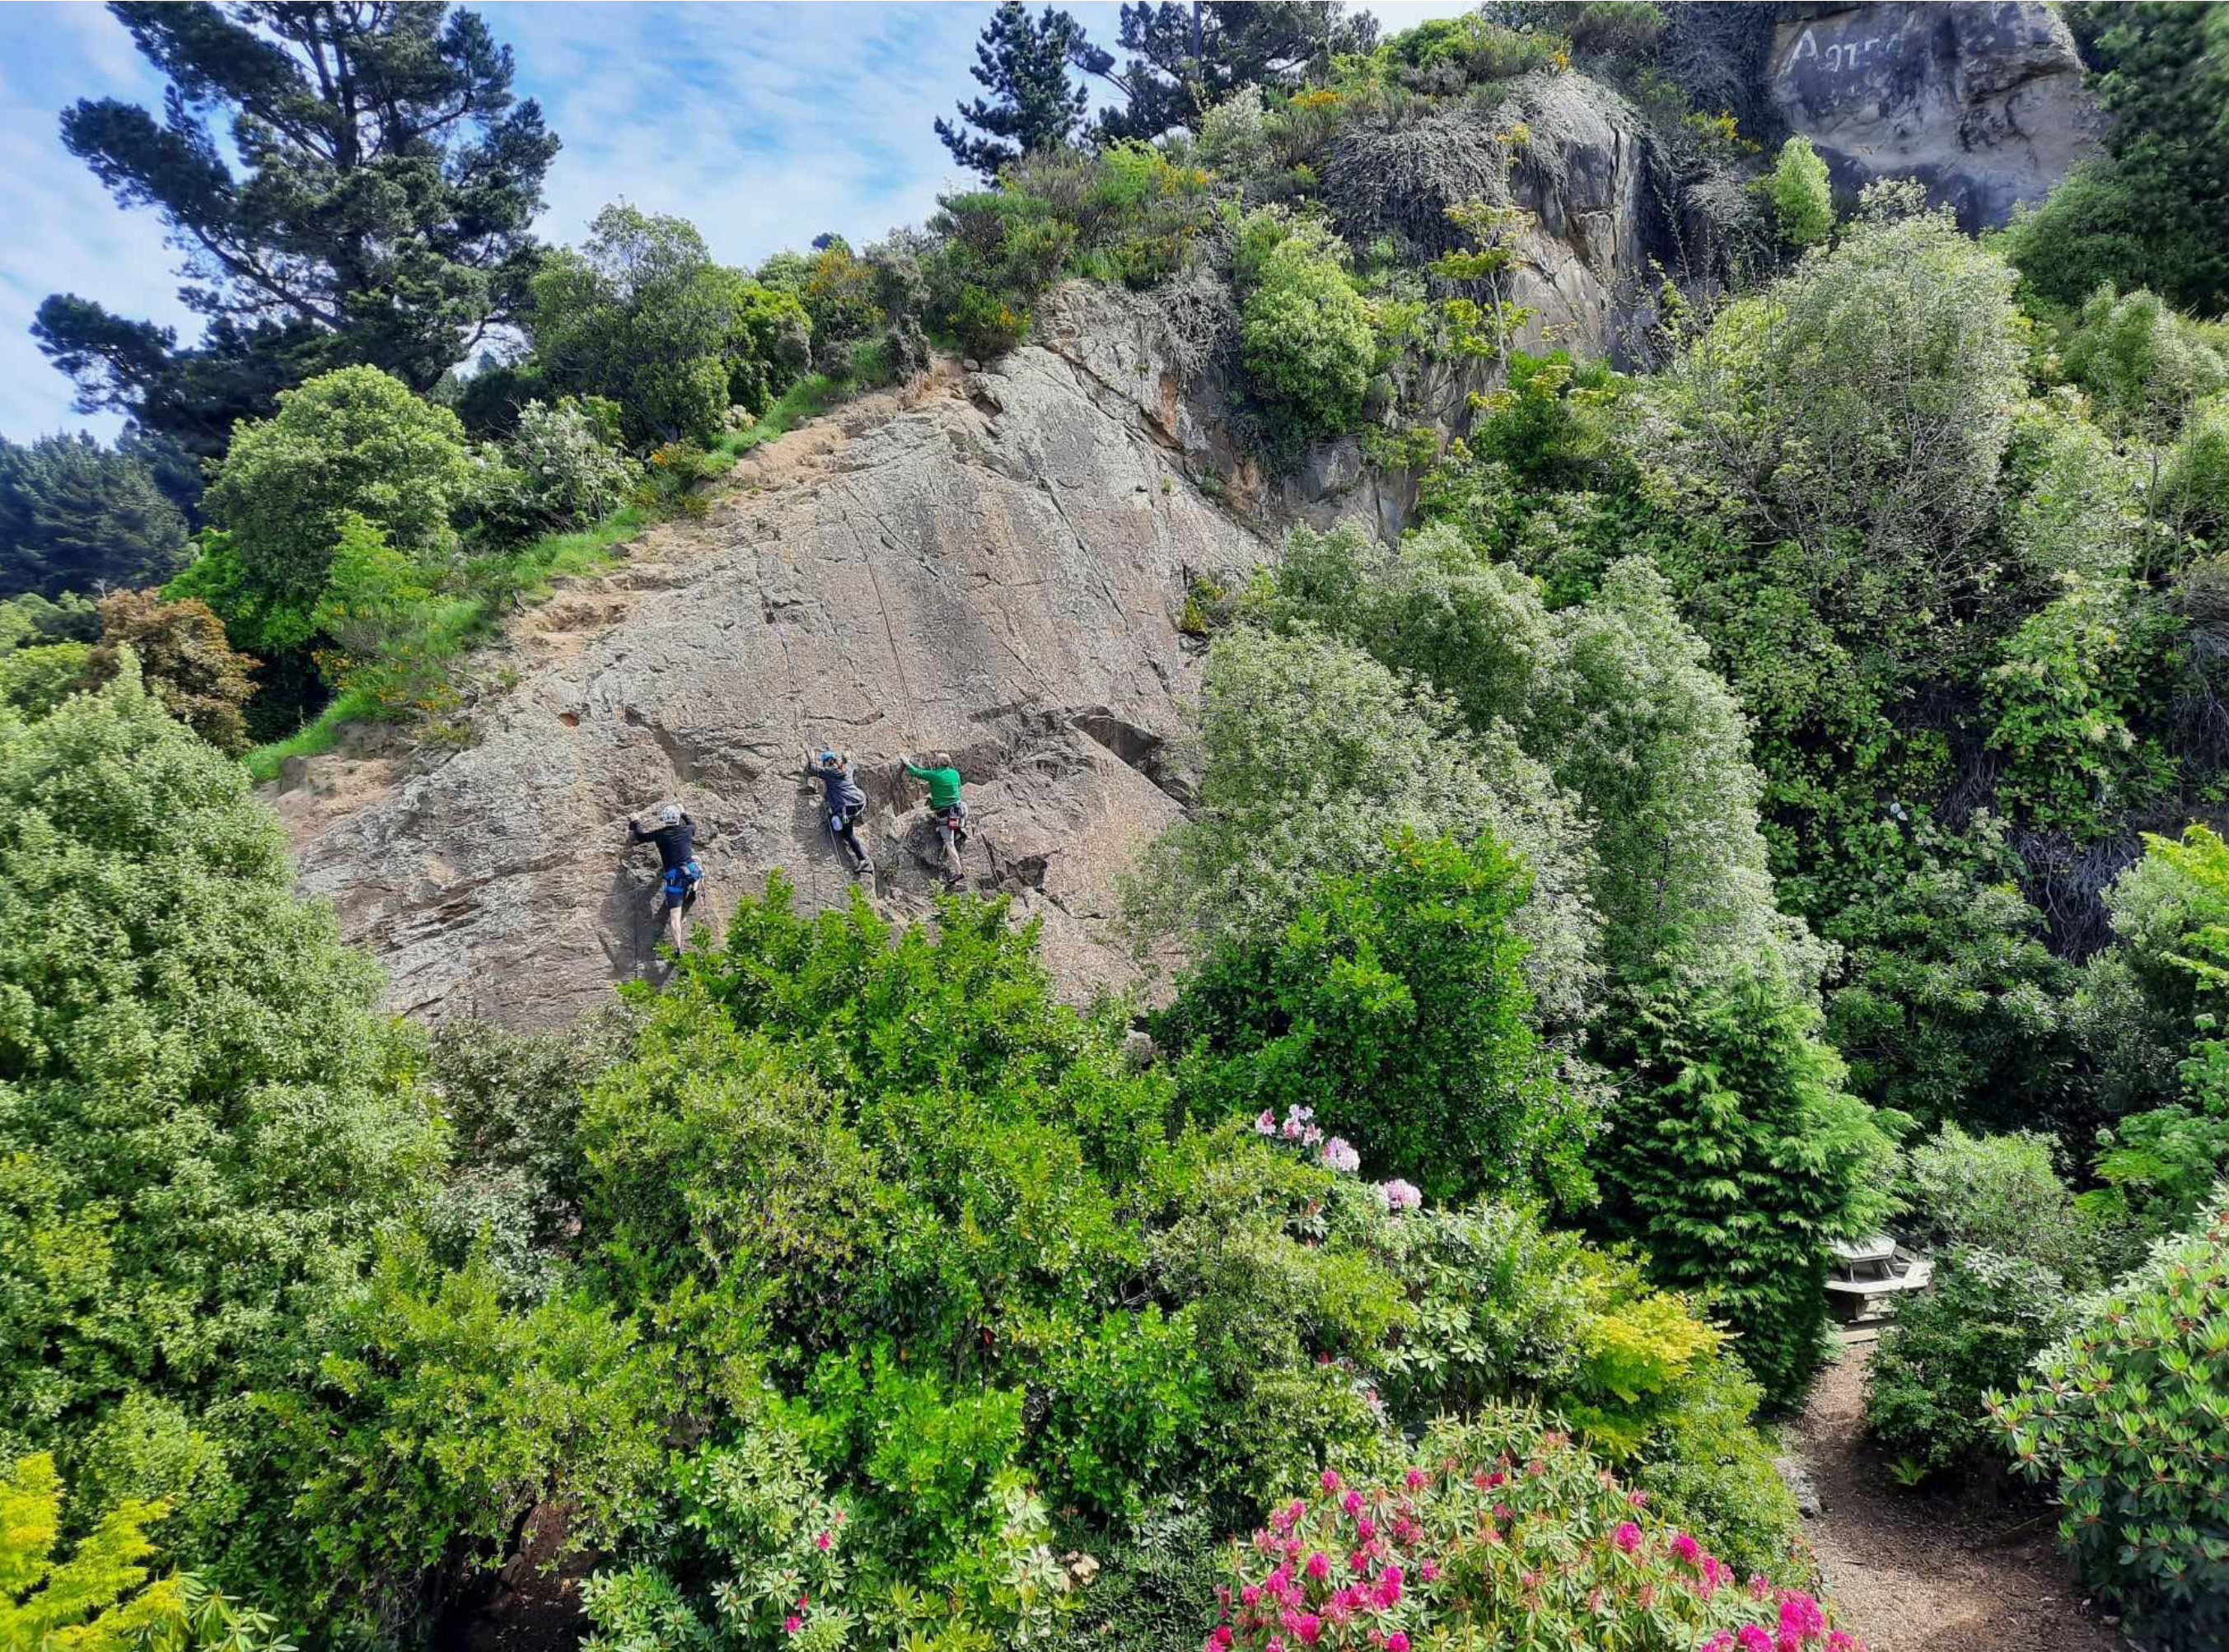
[271,344,1265,1028]
[1768,1,2100,231]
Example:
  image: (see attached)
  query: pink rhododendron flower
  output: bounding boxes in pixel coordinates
[1702,1635,1735,1652]
[1386,1636,1410,1652]
[1342,1490,1363,1515]
[815,1530,831,1551]
[784,1617,803,1636]
[1404,1468,1427,1491]
[1376,1178,1422,1211]
[1749,1575,1772,1601]
[1241,1584,1262,1608]
[1613,1521,1642,1553]
[1320,1136,1361,1174]
[1671,1531,1700,1565]
[1737,1627,1772,1652]
[1212,1630,1233,1650]
[1628,1488,1648,1506]
[1255,1109,1278,1135]
[1320,1468,1342,1493]
[1304,1551,1329,1580]
[1779,1594,1825,1639]
[1292,1613,1321,1645]
[1418,1559,1439,1581]
[1355,1516,1376,1542]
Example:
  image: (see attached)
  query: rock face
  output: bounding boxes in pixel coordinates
[1767,2,2100,231]
[271,338,1266,1029]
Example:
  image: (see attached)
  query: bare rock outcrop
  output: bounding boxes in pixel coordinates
[1768,1,2101,231]
[270,347,1265,1028]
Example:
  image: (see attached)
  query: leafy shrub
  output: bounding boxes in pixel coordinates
[1159,830,1588,1206]
[0,1451,184,1646]
[1638,194,2025,624]
[306,512,453,716]
[481,397,642,538]
[1768,135,1834,247]
[1054,1498,1221,1652]
[1120,623,1600,1026]
[1993,1192,2229,1646]
[949,282,1030,358]
[1867,1247,2074,1482]
[1985,573,2178,837]
[1824,829,2079,1135]
[2055,286,2229,436]
[1381,13,1570,86]
[1143,1126,1406,1521]
[1236,209,1376,441]
[83,589,259,755]
[1216,1409,1858,1652]
[1901,1124,2096,1281]
[259,1242,665,1645]
[421,1015,623,1301]
[0,641,89,720]
[0,665,440,1472]
[531,204,805,446]
[2164,391,2229,544]
[1999,2,2229,318]
[2086,1032,2229,1243]
[0,590,100,652]
[1597,977,1902,1409]
[196,366,479,651]
[1369,1200,1803,1581]
[1015,1305,1208,1522]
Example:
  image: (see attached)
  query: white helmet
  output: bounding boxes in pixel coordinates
[659,803,683,826]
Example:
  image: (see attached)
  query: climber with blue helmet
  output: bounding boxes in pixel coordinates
[798,747,872,876]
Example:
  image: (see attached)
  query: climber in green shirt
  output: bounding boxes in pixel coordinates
[905,751,968,886]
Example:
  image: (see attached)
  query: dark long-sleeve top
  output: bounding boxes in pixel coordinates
[628,814,697,871]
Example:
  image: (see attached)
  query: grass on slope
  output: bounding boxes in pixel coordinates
[242,366,875,783]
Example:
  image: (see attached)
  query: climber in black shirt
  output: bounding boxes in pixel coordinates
[627,803,702,949]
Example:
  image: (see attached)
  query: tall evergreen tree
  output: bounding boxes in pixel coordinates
[935,1,1099,181]
[1093,2,1377,142]
[33,2,561,460]
[0,433,189,601]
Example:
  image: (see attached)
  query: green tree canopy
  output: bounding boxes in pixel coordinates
[35,0,559,460]
[1157,830,1589,1207]
[0,662,441,1470]
[1092,2,1379,142]
[191,365,479,651]
[0,434,189,602]
[936,1,1099,182]
[528,204,809,446]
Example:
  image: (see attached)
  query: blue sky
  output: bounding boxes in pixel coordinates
[0,0,1472,444]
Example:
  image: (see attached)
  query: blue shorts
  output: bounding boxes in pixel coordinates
[659,860,703,910]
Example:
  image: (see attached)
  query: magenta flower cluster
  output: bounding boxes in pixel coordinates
[1215,1440,1862,1652]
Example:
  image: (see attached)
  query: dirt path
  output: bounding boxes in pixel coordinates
[1788,1344,2130,1652]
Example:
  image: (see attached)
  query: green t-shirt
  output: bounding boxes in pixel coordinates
[904,763,964,809]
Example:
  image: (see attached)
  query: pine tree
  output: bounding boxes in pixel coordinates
[935,1,1099,181]
[35,2,561,460]
[0,433,189,601]
[1094,2,1377,142]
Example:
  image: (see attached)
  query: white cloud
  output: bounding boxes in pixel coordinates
[0,0,1480,442]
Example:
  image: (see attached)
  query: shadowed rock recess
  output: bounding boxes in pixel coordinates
[273,331,1266,1026]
